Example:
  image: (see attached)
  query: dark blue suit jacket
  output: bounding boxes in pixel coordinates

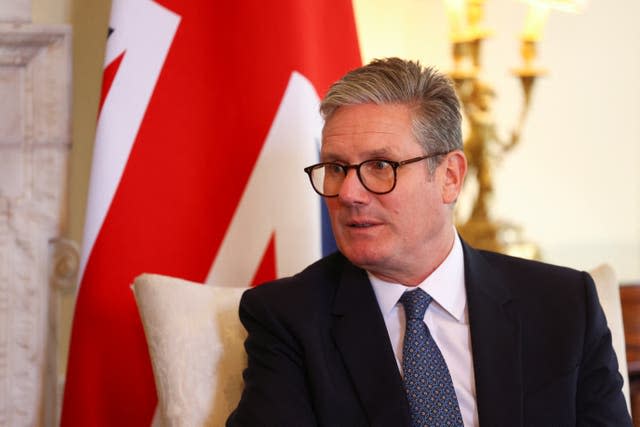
[227,243,631,426]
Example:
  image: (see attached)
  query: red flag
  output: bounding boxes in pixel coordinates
[61,0,360,425]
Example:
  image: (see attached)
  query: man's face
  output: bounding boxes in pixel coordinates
[321,103,460,284]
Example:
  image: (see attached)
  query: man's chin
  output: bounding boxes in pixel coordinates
[339,248,386,271]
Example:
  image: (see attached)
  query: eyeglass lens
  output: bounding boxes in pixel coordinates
[310,160,396,196]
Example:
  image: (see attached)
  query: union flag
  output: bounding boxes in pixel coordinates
[61,0,360,425]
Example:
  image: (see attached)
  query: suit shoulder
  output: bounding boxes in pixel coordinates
[478,249,582,276]
[251,251,345,291]
[240,251,347,314]
[474,249,593,299]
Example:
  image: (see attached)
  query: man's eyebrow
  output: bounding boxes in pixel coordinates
[366,148,393,158]
[321,148,393,162]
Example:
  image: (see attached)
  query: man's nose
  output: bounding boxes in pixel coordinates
[337,169,370,204]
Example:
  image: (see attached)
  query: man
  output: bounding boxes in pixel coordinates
[227,58,631,426]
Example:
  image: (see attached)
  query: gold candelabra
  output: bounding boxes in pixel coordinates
[445,0,585,258]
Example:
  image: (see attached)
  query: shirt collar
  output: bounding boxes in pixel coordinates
[369,232,466,323]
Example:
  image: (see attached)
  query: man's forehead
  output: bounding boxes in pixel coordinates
[324,103,412,128]
[322,106,413,140]
[322,128,404,142]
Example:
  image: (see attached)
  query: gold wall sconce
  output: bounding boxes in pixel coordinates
[445,0,587,258]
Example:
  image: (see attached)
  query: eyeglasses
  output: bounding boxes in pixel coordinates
[303,152,450,197]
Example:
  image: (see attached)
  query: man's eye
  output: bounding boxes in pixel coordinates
[325,164,344,175]
[369,160,391,170]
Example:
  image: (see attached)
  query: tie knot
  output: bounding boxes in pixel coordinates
[399,288,432,320]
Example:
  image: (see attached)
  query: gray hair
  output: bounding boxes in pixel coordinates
[320,57,462,171]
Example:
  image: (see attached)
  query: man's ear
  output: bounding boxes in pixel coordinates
[441,150,467,204]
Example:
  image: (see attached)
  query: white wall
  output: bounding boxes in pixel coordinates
[353,0,640,282]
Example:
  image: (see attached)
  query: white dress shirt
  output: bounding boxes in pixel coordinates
[369,233,479,427]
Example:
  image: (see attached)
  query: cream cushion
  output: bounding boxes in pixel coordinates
[132,274,247,427]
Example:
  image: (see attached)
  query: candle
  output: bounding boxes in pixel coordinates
[518,0,587,41]
[444,0,467,41]
[521,3,550,41]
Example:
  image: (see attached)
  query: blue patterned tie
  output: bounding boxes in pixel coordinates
[399,288,463,427]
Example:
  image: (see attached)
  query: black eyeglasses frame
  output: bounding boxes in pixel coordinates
[303,151,451,197]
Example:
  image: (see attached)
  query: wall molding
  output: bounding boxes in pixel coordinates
[0,23,72,427]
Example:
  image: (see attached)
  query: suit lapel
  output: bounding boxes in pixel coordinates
[463,242,523,426]
[330,260,411,427]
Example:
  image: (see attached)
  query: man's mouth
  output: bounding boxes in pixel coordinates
[347,220,380,228]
